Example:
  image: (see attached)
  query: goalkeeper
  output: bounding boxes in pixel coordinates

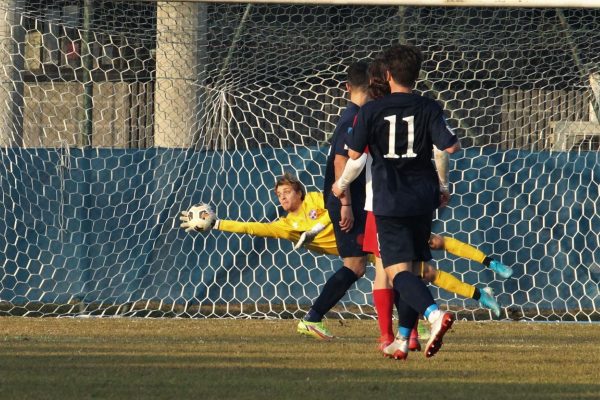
[180,172,338,256]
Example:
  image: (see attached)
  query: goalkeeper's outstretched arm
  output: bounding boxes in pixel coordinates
[215,219,294,241]
[180,208,295,240]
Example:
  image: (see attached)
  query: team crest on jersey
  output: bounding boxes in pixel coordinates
[309,209,318,220]
[347,127,353,135]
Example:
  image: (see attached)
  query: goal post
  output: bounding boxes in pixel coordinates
[0,0,599,321]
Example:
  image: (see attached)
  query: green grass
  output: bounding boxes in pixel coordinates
[1,317,599,400]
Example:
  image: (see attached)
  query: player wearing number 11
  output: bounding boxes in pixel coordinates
[344,44,461,359]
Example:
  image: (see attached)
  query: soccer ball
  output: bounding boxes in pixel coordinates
[187,203,217,232]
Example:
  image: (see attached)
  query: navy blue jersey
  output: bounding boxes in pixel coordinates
[323,102,365,207]
[348,92,457,217]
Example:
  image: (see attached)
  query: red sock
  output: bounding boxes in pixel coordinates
[411,319,419,339]
[373,289,394,342]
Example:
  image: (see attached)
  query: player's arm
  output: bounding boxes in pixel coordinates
[331,152,366,198]
[347,148,363,160]
[293,220,329,250]
[443,141,461,154]
[431,108,461,155]
[334,154,352,200]
[435,133,460,154]
[333,153,355,232]
[430,107,461,207]
[332,107,369,199]
[434,146,451,208]
[215,218,294,241]
[180,204,294,240]
[434,146,449,190]
[346,107,370,158]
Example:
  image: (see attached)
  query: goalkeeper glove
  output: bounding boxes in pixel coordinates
[293,223,326,250]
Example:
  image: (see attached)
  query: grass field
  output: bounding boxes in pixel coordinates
[1,317,599,400]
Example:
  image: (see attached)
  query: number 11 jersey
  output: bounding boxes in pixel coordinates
[348,92,458,217]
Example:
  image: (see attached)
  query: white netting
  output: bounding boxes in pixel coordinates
[0,1,599,321]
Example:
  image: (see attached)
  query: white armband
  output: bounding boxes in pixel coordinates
[434,146,449,191]
[336,153,367,192]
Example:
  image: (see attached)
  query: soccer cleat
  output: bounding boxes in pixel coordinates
[424,311,454,358]
[408,327,421,352]
[383,336,409,360]
[296,320,334,340]
[377,335,394,354]
[489,260,513,279]
[479,287,501,318]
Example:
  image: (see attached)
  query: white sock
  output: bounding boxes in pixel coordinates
[427,309,442,324]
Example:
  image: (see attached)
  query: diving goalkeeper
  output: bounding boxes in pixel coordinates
[180,172,338,256]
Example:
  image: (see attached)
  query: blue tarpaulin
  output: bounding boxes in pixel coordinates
[1,147,598,318]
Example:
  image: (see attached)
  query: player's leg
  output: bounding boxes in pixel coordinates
[431,234,513,279]
[364,211,395,349]
[420,263,501,318]
[298,205,367,340]
[385,263,454,359]
[377,214,454,358]
[382,291,418,360]
[372,257,395,350]
[298,256,366,340]
[409,319,423,350]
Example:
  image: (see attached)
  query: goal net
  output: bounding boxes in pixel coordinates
[1,1,599,321]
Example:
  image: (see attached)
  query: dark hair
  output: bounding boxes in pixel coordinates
[274,172,306,200]
[383,44,422,88]
[368,55,391,99]
[346,61,369,89]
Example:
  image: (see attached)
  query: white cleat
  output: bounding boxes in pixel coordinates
[424,311,455,358]
[383,336,409,360]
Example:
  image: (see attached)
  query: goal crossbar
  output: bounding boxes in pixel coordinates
[132,0,600,9]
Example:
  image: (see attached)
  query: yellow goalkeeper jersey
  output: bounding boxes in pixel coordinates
[216,192,338,256]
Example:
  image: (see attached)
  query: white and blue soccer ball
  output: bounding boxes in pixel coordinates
[187,203,216,231]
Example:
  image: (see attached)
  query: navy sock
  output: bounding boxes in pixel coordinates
[394,293,419,339]
[392,270,436,315]
[308,266,359,320]
[304,308,322,322]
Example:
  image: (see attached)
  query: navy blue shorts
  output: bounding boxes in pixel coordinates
[327,200,367,258]
[375,213,433,267]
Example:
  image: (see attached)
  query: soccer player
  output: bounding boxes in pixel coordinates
[296,61,371,340]
[336,43,461,359]
[183,64,371,342]
[181,172,337,256]
[339,150,507,356]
